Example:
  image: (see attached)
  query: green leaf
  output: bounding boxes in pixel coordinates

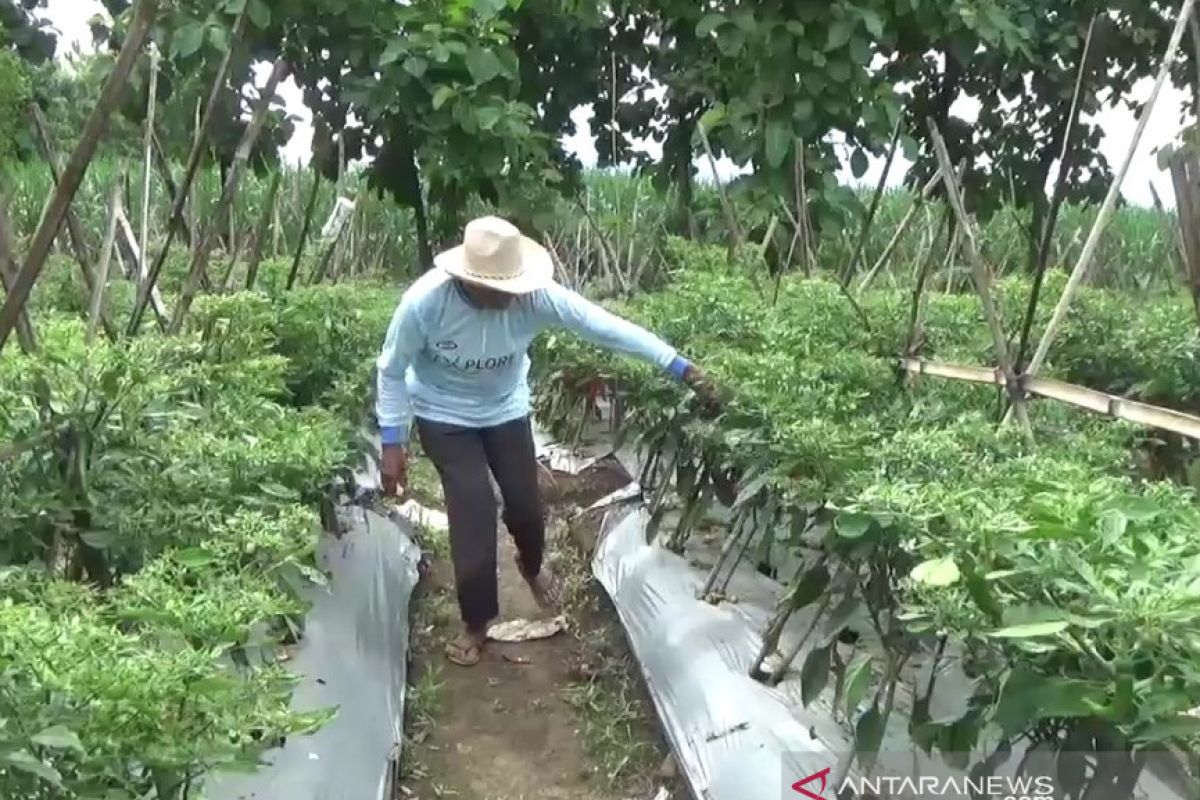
[473,0,507,20]
[477,106,503,131]
[1098,509,1128,544]
[32,726,84,753]
[822,592,861,641]
[380,40,406,67]
[2,750,63,787]
[1135,715,1200,744]
[826,19,855,51]
[403,57,428,79]
[855,706,886,769]
[987,620,1069,639]
[801,645,832,706]
[174,22,205,59]
[1113,496,1160,522]
[732,472,771,509]
[862,9,885,39]
[80,530,115,549]
[765,121,791,168]
[850,148,869,179]
[993,670,1108,736]
[843,655,873,717]
[788,562,831,612]
[247,0,270,28]
[910,557,960,587]
[176,548,218,568]
[835,512,871,539]
[696,14,725,37]
[431,85,456,111]
[699,105,727,132]
[465,47,504,84]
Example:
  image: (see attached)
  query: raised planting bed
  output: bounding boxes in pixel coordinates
[0,285,403,799]
[533,238,1200,797]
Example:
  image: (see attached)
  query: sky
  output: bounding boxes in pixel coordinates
[44,0,1188,208]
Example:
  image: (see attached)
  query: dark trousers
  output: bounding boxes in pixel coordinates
[416,415,545,631]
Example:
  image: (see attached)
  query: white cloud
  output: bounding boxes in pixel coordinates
[42,0,1188,207]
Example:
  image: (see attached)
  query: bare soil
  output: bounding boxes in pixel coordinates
[398,459,678,800]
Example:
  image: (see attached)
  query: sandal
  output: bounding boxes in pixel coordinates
[515,554,562,612]
[444,635,485,667]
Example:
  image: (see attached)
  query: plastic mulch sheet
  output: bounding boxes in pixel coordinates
[206,503,421,800]
[540,407,1195,800]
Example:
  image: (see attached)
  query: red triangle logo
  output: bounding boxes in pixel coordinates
[792,767,832,800]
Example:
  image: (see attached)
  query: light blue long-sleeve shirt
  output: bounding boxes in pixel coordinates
[375,270,689,444]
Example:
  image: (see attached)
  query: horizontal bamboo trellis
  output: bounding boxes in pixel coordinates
[898,357,1200,441]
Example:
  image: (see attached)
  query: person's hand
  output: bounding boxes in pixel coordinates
[381,444,409,496]
[683,363,722,413]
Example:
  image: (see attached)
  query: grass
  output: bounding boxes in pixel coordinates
[554,508,672,796]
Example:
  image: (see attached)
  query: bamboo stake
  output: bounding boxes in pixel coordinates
[0,0,157,355]
[696,122,748,270]
[287,170,322,290]
[839,113,904,287]
[857,170,943,294]
[1015,16,1099,374]
[128,1,248,335]
[246,169,281,290]
[88,185,122,344]
[1021,0,1196,385]
[927,119,1034,440]
[27,103,118,341]
[139,45,159,277]
[901,357,1200,441]
[0,193,36,353]
[116,207,169,328]
[169,57,289,332]
[149,130,193,247]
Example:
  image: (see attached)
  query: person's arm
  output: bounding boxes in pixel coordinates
[531,283,691,379]
[375,296,423,448]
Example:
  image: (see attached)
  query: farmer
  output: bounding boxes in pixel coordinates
[375,215,715,666]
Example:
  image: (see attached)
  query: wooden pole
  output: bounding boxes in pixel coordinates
[927,118,1034,440]
[150,129,193,247]
[1015,16,1099,373]
[115,206,169,328]
[839,113,904,287]
[286,169,321,290]
[27,103,118,341]
[0,0,157,355]
[169,57,289,332]
[0,193,36,353]
[857,170,943,294]
[128,2,248,335]
[1022,0,1196,383]
[139,44,160,281]
[245,169,281,290]
[88,184,122,345]
[696,122,747,270]
[901,357,1200,441]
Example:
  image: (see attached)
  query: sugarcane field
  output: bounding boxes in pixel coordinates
[5,1,1200,799]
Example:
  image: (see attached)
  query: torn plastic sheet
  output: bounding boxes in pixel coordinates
[205,504,421,800]
[592,504,1194,800]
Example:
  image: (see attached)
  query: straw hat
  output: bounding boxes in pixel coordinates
[435,216,555,294]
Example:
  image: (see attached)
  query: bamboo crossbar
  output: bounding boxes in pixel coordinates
[899,357,1200,440]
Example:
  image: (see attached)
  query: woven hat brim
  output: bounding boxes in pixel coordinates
[435,236,555,295]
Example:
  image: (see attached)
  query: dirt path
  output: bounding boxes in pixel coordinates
[398,461,675,800]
